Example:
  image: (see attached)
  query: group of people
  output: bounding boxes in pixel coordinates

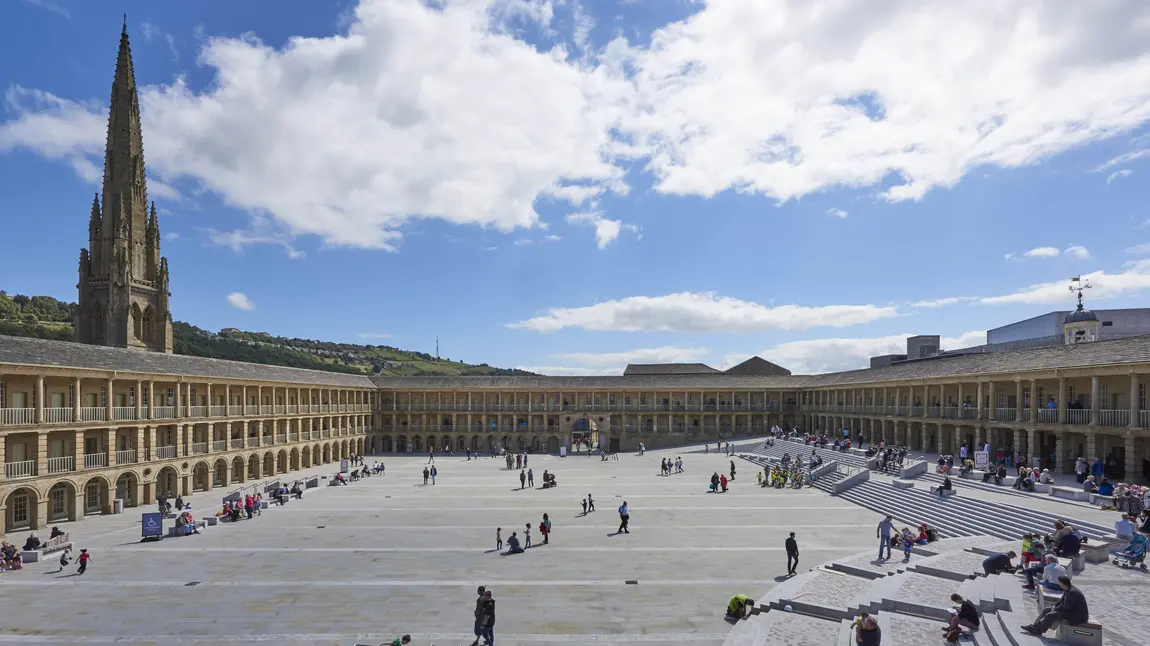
[660,456,684,475]
[506,452,530,471]
[497,515,553,555]
[760,462,805,489]
[978,536,1094,640]
[865,443,907,472]
[876,516,940,562]
[219,494,263,523]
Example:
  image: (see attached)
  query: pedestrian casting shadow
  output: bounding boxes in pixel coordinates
[773,574,793,582]
[724,616,742,625]
[55,573,82,578]
[484,548,501,554]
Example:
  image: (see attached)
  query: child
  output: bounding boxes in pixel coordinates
[1020,533,1035,566]
[900,529,914,562]
[581,498,588,515]
[77,548,92,575]
[496,527,503,551]
[524,523,532,548]
[757,471,764,486]
[57,548,71,573]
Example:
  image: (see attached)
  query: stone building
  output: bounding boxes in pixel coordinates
[76,22,173,353]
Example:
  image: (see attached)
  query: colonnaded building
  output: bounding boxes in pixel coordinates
[2,25,1150,534]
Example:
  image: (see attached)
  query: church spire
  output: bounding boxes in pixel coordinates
[101,17,147,231]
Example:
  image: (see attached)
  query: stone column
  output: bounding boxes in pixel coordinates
[1013,429,1023,456]
[36,431,48,475]
[1090,376,1100,425]
[135,426,145,462]
[135,380,143,419]
[1058,378,1068,424]
[73,377,82,421]
[35,375,45,424]
[1130,374,1140,429]
[1027,428,1037,463]
[148,381,155,419]
[1086,431,1097,464]
[224,385,231,417]
[148,426,157,460]
[1055,431,1066,473]
[1124,431,1140,482]
[1015,380,1023,421]
[105,377,114,420]
[988,381,996,421]
[73,430,83,471]
[106,428,116,466]
[1031,379,1039,423]
[976,382,983,420]
[177,424,186,457]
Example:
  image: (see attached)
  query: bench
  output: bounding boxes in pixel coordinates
[1067,551,1086,572]
[1057,616,1102,646]
[167,520,207,537]
[929,486,957,497]
[42,534,71,554]
[1083,541,1112,564]
[1089,494,1114,506]
[892,479,915,490]
[1050,486,1090,501]
[1031,482,1052,494]
[1037,585,1061,611]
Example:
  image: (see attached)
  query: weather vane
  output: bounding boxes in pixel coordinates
[1069,276,1091,310]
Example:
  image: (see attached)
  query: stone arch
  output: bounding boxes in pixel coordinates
[487,436,495,451]
[471,435,480,451]
[531,435,540,452]
[341,439,349,459]
[232,456,246,483]
[517,436,526,451]
[301,446,312,468]
[322,443,330,463]
[358,438,365,455]
[156,466,180,498]
[193,461,211,492]
[131,302,143,340]
[81,474,112,515]
[114,470,141,507]
[442,435,452,452]
[4,486,39,533]
[248,454,262,480]
[263,451,274,476]
[289,448,300,471]
[213,458,229,488]
[501,435,511,450]
[413,435,423,453]
[312,444,321,465]
[47,480,78,524]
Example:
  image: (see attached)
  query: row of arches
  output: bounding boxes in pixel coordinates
[3,438,365,534]
[368,434,562,454]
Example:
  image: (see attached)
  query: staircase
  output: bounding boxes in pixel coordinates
[736,451,845,493]
[834,479,1112,541]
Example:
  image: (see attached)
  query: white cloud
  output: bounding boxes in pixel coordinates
[227,292,255,310]
[1107,169,1134,184]
[909,296,976,308]
[512,365,621,376]
[357,332,392,339]
[1023,246,1061,258]
[1126,243,1150,256]
[509,291,898,332]
[1064,244,1090,259]
[1095,148,1150,171]
[513,234,562,246]
[621,0,1150,203]
[725,330,986,375]
[982,261,1150,305]
[19,0,70,18]
[0,0,632,251]
[164,232,180,240]
[826,207,848,219]
[553,346,709,366]
[207,221,306,259]
[566,210,638,248]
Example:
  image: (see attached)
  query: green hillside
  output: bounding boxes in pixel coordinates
[0,290,533,377]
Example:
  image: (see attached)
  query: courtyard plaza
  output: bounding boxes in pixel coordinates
[0,440,883,645]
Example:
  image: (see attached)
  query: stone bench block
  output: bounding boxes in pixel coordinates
[1082,541,1111,564]
[929,486,957,497]
[891,479,915,489]
[1037,586,1061,612]
[1031,483,1052,493]
[1057,617,1102,646]
[205,516,219,527]
[1089,494,1114,506]
[1051,486,1090,501]
[20,550,42,563]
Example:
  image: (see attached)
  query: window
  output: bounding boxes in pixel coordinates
[1022,387,1030,409]
[625,396,631,406]
[50,487,66,516]
[1100,385,1109,409]
[1068,385,1076,401]
[1141,383,1147,411]
[0,382,4,408]
[69,384,75,408]
[1038,387,1045,405]
[166,388,174,406]
[142,388,149,408]
[86,483,101,510]
[12,492,28,525]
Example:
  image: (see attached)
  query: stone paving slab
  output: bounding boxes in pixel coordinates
[907,549,989,580]
[724,610,841,646]
[885,613,949,646]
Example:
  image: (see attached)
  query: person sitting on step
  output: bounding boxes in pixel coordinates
[1083,475,1099,494]
[936,475,953,499]
[943,593,980,644]
[981,550,1016,575]
[1020,576,1089,637]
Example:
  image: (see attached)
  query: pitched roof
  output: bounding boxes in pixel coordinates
[723,356,791,377]
[623,363,720,376]
[0,334,375,388]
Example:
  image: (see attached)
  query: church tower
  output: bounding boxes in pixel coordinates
[76,21,173,353]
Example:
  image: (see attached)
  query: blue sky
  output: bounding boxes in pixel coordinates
[2,0,1149,375]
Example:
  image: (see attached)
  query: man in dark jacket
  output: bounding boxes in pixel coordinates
[981,551,1016,575]
[1022,576,1089,636]
[477,589,495,646]
[785,532,799,575]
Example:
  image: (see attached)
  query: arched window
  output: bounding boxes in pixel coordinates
[131,304,143,340]
[142,306,155,342]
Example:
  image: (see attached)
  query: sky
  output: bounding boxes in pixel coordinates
[2,0,1150,376]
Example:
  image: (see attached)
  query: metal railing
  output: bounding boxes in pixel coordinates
[47,456,74,473]
[83,453,107,469]
[1066,409,1090,425]
[210,406,226,417]
[153,406,176,419]
[212,440,227,451]
[230,438,244,450]
[80,407,106,422]
[191,406,209,417]
[115,449,136,464]
[112,406,136,421]
[229,405,244,416]
[4,459,37,478]
[0,408,35,425]
[155,445,177,460]
[995,408,1016,422]
[193,442,208,454]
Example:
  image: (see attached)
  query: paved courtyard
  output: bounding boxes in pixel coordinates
[0,441,882,645]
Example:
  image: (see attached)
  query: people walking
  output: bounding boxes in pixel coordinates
[428,449,435,464]
[77,548,91,575]
[477,589,496,646]
[541,513,551,544]
[524,523,532,548]
[617,501,630,533]
[470,585,487,646]
[496,527,502,551]
[527,468,534,488]
[786,532,799,575]
[587,493,595,512]
[423,467,430,486]
[581,498,588,515]
[730,460,736,480]
[519,470,526,489]
[430,465,437,485]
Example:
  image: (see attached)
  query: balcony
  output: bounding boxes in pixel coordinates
[1096,409,1129,427]
[230,438,244,450]
[113,406,136,421]
[302,431,312,440]
[1019,409,1032,423]
[47,456,74,473]
[1067,409,1090,425]
[210,406,226,417]
[153,406,176,419]
[115,449,136,464]
[961,408,978,420]
[44,407,73,423]
[262,405,273,415]
[287,405,298,414]
[155,445,177,460]
[190,406,209,418]
[192,442,208,454]
[251,436,263,447]
[80,407,106,422]
[1037,409,1059,424]
[0,408,34,425]
[995,408,1016,422]
[83,453,107,469]
[276,405,286,415]
[4,459,37,479]
[289,432,299,442]
[276,434,287,443]
[212,440,227,451]
[229,405,244,416]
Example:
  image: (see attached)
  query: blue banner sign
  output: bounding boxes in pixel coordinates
[142,512,164,538]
